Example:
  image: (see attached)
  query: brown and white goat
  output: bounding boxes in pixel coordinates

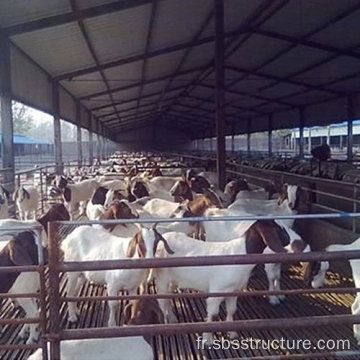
[0,231,48,343]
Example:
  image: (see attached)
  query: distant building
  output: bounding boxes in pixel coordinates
[0,133,52,156]
[291,121,360,152]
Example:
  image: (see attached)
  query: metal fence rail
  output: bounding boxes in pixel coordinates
[166,152,360,232]
[43,212,360,360]
[4,154,360,359]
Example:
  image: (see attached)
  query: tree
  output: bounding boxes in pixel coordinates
[12,102,34,134]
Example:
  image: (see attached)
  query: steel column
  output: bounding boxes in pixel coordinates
[214,0,226,190]
[247,119,251,156]
[52,82,63,174]
[0,35,15,190]
[347,96,354,160]
[94,119,100,161]
[268,114,273,156]
[76,102,82,168]
[299,107,305,159]
[88,113,93,165]
[308,127,312,153]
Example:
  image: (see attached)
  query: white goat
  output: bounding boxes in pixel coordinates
[228,185,300,228]
[326,239,360,343]
[27,337,154,360]
[143,198,180,218]
[13,185,40,220]
[0,185,10,219]
[59,177,100,219]
[148,176,182,192]
[153,222,289,345]
[9,271,41,344]
[61,225,173,326]
[172,203,304,305]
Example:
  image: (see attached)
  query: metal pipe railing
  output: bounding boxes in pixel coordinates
[54,212,360,228]
[59,314,360,339]
[58,249,360,273]
[61,287,360,302]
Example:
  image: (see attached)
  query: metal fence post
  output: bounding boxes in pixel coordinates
[48,221,61,360]
[353,186,357,233]
[40,167,44,214]
[35,229,49,360]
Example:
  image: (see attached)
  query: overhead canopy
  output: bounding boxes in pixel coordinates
[2,0,360,140]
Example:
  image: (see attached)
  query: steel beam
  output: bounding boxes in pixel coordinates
[159,0,284,126]
[254,28,360,62]
[88,112,94,165]
[299,106,305,159]
[52,82,63,174]
[70,0,121,125]
[0,35,14,190]
[215,0,226,189]
[247,119,251,156]
[226,64,343,97]
[153,10,214,122]
[231,124,235,155]
[235,2,360,96]
[89,84,187,112]
[135,0,158,123]
[54,27,252,81]
[76,102,82,168]
[2,0,154,36]
[268,113,273,156]
[347,96,354,160]
[79,65,206,101]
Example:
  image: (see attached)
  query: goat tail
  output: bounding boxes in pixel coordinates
[326,237,360,252]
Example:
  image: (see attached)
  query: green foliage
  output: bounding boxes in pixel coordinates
[12,102,34,134]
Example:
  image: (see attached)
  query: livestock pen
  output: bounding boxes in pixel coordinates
[1,206,360,359]
[3,1,360,359]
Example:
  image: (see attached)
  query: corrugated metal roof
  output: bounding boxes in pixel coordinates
[12,22,95,75]
[150,0,213,50]
[3,0,360,137]
[0,0,70,27]
[84,4,151,63]
[61,72,108,98]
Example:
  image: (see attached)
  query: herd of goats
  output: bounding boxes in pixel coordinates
[237,148,360,185]
[1,150,360,359]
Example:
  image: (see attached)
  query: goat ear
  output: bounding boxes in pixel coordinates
[126,232,145,258]
[263,236,287,253]
[123,303,133,324]
[159,234,174,255]
[9,240,34,265]
[255,222,287,253]
[126,236,137,258]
